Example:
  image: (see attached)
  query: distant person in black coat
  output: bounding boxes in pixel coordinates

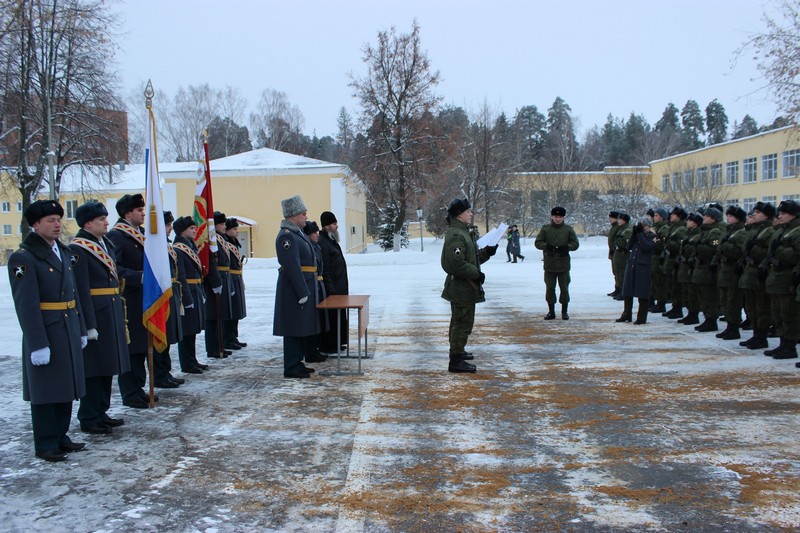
[318,211,349,354]
[617,217,659,325]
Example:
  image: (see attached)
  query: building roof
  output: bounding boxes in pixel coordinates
[55,147,349,193]
[648,125,796,165]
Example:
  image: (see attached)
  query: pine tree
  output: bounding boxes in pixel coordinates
[705,99,729,145]
[732,115,760,139]
[376,203,410,251]
[680,100,706,150]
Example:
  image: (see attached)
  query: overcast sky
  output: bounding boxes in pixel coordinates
[114,0,782,139]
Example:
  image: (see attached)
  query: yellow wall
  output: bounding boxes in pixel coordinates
[0,166,368,260]
[649,127,800,208]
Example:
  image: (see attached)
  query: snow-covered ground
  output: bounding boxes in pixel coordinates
[0,236,798,531]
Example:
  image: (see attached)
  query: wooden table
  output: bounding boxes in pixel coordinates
[316,295,370,375]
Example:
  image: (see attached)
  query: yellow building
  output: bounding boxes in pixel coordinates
[0,148,367,259]
[649,126,800,210]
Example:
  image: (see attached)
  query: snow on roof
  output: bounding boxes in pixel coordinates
[203,147,341,173]
[56,147,348,193]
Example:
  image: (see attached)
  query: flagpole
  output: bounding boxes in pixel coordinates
[145,81,156,409]
[202,131,225,357]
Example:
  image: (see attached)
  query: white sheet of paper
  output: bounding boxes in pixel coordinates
[476,223,509,249]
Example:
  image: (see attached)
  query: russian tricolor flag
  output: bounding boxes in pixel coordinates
[142,103,173,353]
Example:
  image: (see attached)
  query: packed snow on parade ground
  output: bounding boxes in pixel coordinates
[0,236,799,531]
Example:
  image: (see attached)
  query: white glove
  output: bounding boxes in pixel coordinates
[81,336,88,349]
[31,347,50,366]
[212,285,223,295]
[87,328,99,341]
[185,304,194,309]
[298,296,308,304]
[230,290,235,296]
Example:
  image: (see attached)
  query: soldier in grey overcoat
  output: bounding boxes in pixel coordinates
[107,193,153,409]
[204,211,232,358]
[223,217,247,349]
[9,200,88,461]
[173,216,207,373]
[274,195,320,378]
[70,201,130,434]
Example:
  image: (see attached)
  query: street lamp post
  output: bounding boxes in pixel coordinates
[416,207,424,252]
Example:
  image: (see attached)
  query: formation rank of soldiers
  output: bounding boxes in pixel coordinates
[8,196,248,462]
[606,199,800,363]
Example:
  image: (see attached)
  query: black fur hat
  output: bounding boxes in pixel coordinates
[725,206,746,221]
[75,201,108,227]
[447,198,471,217]
[115,194,145,217]
[753,201,776,218]
[551,206,566,217]
[25,200,64,225]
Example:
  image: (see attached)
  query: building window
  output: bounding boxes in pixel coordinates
[65,200,78,219]
[671,172,681,191]
[783,194,800,201]
[783,149,800,177]
[711,164,723,187]
[683,170,693,189]
[696,167,708,188]
[742,157,757,183]
[2,224,11,236]
[742,197,757,212]
[661,174,670,192]
[16,202,22,212]
[762,153,777,180]
[762,196,777,204]
[1,202,10,213]
[725,161,739,185]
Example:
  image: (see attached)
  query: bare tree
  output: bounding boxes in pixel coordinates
[249,88,304,152]
[349,20,442,245]
[0,0,124,234]
[159,84,218,162]
[738,0,800,127]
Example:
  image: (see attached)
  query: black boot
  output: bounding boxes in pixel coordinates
[741,318,752,330]
[649,301,666,314]
[544,304,556,320]
[770,339,798,360]
[764,338,788,357]
[715,324,733,338]
[695,318,718,332]
[447,359,477,374]
[665,307,684,319]
[679,312,700,325]
[719,326,740,340]
[561,304,569,320]
[741,329,769,349]
[634,300,648,325]
[616,298,633,323]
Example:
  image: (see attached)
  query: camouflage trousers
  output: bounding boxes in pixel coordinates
[697,283,719,320]
[449,302,476,358]
[544,271,571,305]
[769,294,800,341]
[742,288,772,330]
[719,286,743,326]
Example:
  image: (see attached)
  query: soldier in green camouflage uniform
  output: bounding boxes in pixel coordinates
[649,208,670,313]
[534,206,580,320]
[762,200,800,360]
[677,213,703,325]
[691,207,725,331]
[738,202,776,349]
[441,198,497,373]
[714,206,748,340]
[607,211,620,297]
[611,213,632,302]
[662,207,687,318]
